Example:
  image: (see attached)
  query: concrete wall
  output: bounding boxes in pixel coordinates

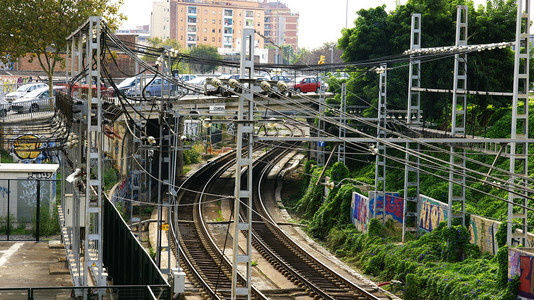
[509,248,534,299]
[417,195,448,234]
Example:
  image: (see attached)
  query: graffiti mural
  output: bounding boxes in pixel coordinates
[417,195,448,233]
[351,192,370,233]
[368,192,403,224]
[509,249,534,299]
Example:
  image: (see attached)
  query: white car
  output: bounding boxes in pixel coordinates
[11,86,64,113]
[4,83,48,102]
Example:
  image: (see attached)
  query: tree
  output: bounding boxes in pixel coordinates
[0,0,124,95]
[187,45,222,74]
[144,37,182,63]
[337,0,519,127]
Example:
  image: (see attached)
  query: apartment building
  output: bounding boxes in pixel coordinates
[260,1,299,51]
[151,0,171,40]
[169,0,265,50]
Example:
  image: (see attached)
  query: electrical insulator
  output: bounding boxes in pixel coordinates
[260,81,271,92]
[276,81,288,91]
[228,78,239,88]
[210,78,222,88]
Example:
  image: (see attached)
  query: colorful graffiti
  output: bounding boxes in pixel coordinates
[351,192,370,233]
[417,195,448,233]
[368,192,403,224]
[509,249,534,299]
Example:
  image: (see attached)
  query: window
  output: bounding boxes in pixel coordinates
[213,10,215,14]
[212,19,215,24]
[204,28,207,32]
[212,29,215,33]
[204,19,207,23]
[245,11,253,18]
[181,35,183,40]
[204,37,207,41]
[212,37,215,42]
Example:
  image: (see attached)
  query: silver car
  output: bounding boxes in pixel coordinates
[11,86,63,113]
[4,83,48,102]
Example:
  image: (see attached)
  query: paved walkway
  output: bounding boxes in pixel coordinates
[0,241,71,297]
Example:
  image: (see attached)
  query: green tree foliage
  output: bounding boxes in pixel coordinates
[144,37,182,64]
[337,0,520,126]
[0,0,124,94]
[188,45,222,74]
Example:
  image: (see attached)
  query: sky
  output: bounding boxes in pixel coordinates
[118,0,486,50]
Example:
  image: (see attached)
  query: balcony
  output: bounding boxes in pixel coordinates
[224,9,233,17]
[187,7,197,15]
[187,25,197,33]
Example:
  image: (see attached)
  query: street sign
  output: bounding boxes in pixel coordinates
[209,105,225,114]
[160,224,169,231]
[318,141,325,147]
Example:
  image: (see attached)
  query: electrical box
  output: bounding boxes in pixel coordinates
[64,194,85,227]
[172,268,186,294]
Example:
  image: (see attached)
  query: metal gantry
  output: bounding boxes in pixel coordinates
[232,28,255,299]
[448,5,468,228]
[508,0,530,247]
[403,13,422,242]
[374,64,387,222]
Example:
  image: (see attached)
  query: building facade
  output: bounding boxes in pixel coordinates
[151,0,171,40]
[170,0,265,50]
[260,1,299,51]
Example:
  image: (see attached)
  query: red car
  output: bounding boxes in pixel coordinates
[292,76,320,93]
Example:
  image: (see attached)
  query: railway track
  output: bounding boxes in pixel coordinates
[247,145,390,299]
[169,120,389,299]
[169,147,268,300]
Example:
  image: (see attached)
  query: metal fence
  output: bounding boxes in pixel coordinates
[0,97,55,122]
[0,179,58,241]
[0,285,170,299]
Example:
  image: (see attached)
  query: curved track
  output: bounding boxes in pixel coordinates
[170,148,267,300]
[247,146,388,299]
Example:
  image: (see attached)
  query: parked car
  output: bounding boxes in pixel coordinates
[0,99,11,117]
[188,77,207,94]
[271,75,292,83]
[177,74,198,81]
[108,76,139,97]
[11,86,64,113]
[4,83,48,102]
[291,76,321,93]
[125,77,172,97]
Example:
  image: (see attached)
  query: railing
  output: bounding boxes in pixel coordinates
[0,97,55,122]
[0,285,170,299]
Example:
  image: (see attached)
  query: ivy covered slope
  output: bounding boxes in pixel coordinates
[288,161,521,299]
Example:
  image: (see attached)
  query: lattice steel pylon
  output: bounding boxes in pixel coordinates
[232,28,255,299]
[508,0,530,247]
[374,64,387,222]
[403,13,422,243]
[338,83,347,163]
[84,16,105,290]
[448,5,468,228]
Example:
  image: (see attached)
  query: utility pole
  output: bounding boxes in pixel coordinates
[508,0,530,247]
[374,64,387,223]
[403,13,422,242]
[448,5,468,228]
[338,83,346,163]
[232,28,255,299]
